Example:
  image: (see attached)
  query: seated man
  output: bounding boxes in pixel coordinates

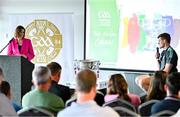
[47,62,71,103]
[57,69,119,117]
[0,67,17,116]
[151,72,180,115]
[22,66,64,115]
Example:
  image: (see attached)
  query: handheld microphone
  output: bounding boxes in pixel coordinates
[156,47,160,59]
[156,47,159,54]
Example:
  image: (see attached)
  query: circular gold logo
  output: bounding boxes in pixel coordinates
[26,19,62,63]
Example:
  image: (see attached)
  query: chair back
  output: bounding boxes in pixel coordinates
[113,106,139,117]
[139,93,147,104]
[151,110,175,117]
[138,100,160,116]
[66,91,105,107]
[103,98,136,112]
[95,91,105,106]
[65,97,77,107]
[18,107,54,117]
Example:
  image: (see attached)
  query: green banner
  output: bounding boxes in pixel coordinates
[88,0,120,63]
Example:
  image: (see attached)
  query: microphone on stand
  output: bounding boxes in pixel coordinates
[0,38,14,54]
[9,38,14,43]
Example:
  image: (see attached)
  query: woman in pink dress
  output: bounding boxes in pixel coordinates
[105,74,141,107]
[7,25,35,61]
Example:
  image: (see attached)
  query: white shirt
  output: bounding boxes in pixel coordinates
[0,93,17,116]
[57,100,119,117]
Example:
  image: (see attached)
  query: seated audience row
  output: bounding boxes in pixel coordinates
[1,62,180,116]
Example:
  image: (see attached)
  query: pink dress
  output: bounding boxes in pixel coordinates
[7,38,35,61]
[104,93,141,107]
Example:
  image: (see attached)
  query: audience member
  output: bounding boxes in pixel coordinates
[151,72,180,115]
[22,66,64,115]
[0,67,17,116]
[145,71,167,102]
[47,62,71,103]
[0,81,22,112]
[105,74,141,107]
[57,69,119,117]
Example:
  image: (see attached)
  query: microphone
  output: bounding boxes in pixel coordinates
[9,38,14,43]
[0,38,14,54]
[156,47,159,53]
[156,47,160,59]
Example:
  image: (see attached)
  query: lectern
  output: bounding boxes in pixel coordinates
[0,55,34,105]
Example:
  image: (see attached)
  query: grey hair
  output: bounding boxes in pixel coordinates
[32,66,51,84]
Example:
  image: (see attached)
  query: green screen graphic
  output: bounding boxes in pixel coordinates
[88,0,120,63]
[86,0,180,70]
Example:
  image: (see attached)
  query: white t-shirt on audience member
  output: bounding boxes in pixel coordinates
[57,100,119,117]
[0,93,17,116]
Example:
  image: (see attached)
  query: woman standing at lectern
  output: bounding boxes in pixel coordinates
[7,25,35,61]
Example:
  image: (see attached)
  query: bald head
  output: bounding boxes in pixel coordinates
[76,69,97,93]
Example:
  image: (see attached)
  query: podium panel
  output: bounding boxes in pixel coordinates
[0,55,34,105]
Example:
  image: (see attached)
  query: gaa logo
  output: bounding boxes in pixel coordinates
[98,11,111,19]
[26,19,62,63]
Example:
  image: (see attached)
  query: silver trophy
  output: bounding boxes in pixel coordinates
[74,59,100,78]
